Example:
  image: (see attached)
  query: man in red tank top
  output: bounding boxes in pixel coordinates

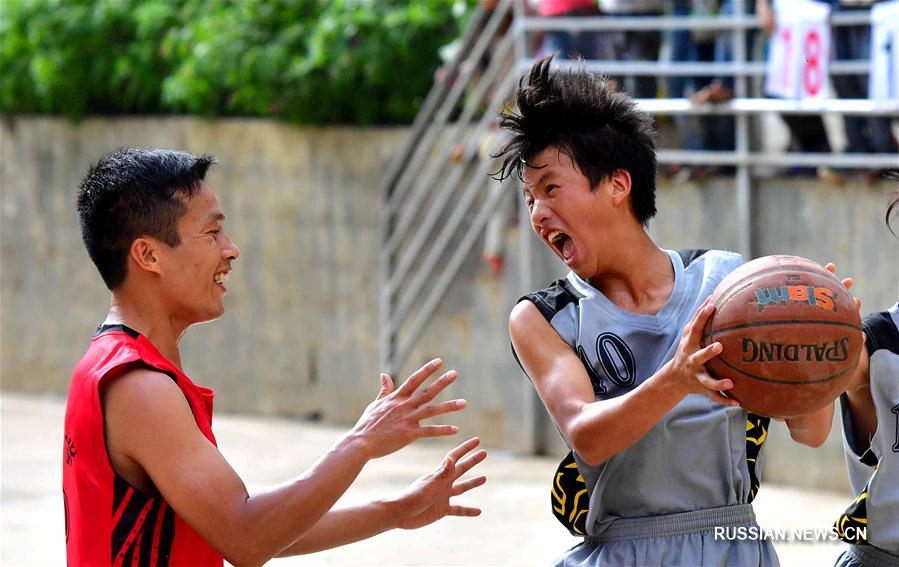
[64,148,486,566]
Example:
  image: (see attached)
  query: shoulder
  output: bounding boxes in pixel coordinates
[102,366,206,471]
[675,248,711,268]
[677,248,742,269]
[102,366,191,420]
[678,249,743,288]
[517,277,583,323]
[510,296,583,378]
[75,331,141,379]
[510,300,547,338]
[862,307,899,358]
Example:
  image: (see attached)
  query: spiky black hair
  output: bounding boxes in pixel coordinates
[493,55,658,226]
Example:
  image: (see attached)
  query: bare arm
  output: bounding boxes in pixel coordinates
[784,403,834,447]
[783,263,868,449]
[103,359,465,567]
[509,299,737,466]
[835,262,875,451]
[757,0,775,35]
[277,437,487,556]
[843,345,876,453]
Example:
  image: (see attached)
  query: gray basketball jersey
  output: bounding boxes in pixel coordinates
[521,249,764,537]
[836,302,899,556]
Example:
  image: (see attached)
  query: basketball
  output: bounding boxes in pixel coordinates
[701,255,863,418]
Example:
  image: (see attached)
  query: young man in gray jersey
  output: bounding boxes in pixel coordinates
[834,184,899,566]
[496,56,835,566]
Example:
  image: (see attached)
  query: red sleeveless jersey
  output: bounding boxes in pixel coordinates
[63,324,223,566]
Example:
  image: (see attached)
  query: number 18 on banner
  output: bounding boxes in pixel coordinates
[765,0,831,100]
[870,0,899,102]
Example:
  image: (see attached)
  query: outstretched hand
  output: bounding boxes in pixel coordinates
[351,359,467,460]
[666,298,739,407]
[392,437,487,530]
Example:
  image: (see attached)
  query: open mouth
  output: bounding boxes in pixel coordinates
[547,230,574,261]
[213,271,230,286]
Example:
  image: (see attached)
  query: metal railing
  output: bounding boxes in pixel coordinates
[380,0,899,375]
[380,2,518,374]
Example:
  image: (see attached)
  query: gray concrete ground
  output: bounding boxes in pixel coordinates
[2,391,854,566]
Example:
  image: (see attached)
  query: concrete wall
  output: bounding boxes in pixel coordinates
[1,117,404,423]
[401,172,899,490]
[658,175,899,490]
[2,117,897,490]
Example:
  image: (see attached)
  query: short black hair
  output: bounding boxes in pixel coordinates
[493,55,658,226]
[76,148,216,290]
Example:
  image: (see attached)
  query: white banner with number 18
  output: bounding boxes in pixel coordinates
[766,0,831,100]
[870,0,899,102]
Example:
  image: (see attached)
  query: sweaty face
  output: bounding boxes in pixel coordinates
[156,183,239,326]
[522,146,616,275]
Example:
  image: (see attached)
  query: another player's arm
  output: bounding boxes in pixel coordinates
[783,404,834,447]
[510,299,736,466]
[842,342,876,453]
[103,360,465,567]
[782,262,868,448]
[276,437,486,556]
[836,269,876,450]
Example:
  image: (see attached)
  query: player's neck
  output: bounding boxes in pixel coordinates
[585,235,674,315]
[106,292,186,369]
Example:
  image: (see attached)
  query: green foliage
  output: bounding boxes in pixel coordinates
[0,0,472,124]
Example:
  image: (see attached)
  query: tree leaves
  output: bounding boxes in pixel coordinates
[0,0,473,124]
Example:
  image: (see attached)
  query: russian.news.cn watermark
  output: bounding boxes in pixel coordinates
[714,526,866,543]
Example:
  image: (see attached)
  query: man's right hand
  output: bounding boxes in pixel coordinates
[349,358,467,460]
[664,299,739,407]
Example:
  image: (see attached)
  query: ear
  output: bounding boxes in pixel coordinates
[608,169,632,206]
[129,237,163,276]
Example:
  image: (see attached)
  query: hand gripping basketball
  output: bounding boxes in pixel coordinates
[700,256,864,418]
[667,298,740,406]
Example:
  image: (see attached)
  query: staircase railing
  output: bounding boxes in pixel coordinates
[381,0,899,376]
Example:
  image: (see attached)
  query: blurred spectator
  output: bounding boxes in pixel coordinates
[693,0,844,182]
[667,0,732,181]
[827,0,898,183]
[436,0,510,94]
[539,0,602,59]
[759,0,843,181]
[598,0,665,97]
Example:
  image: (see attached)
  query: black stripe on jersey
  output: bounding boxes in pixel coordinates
[745,413,770,503]
[120,542,136,566]
[113,473,130,511]
[519,278,584,323]
[836,488,870,544]
[677,249,709,268]
[137,499,164,567]
[112,475,165,566]
[95,323,140,339]
[157,504,175,566]
[550,451,588,536]
[859,447,878,467]
[517,248,708,326]
[511,279,584,372]
[113,477,148,560]
[863,310,899,357]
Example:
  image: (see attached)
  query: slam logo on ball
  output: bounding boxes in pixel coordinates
[754,282,837,312]
[703,255,862,418]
